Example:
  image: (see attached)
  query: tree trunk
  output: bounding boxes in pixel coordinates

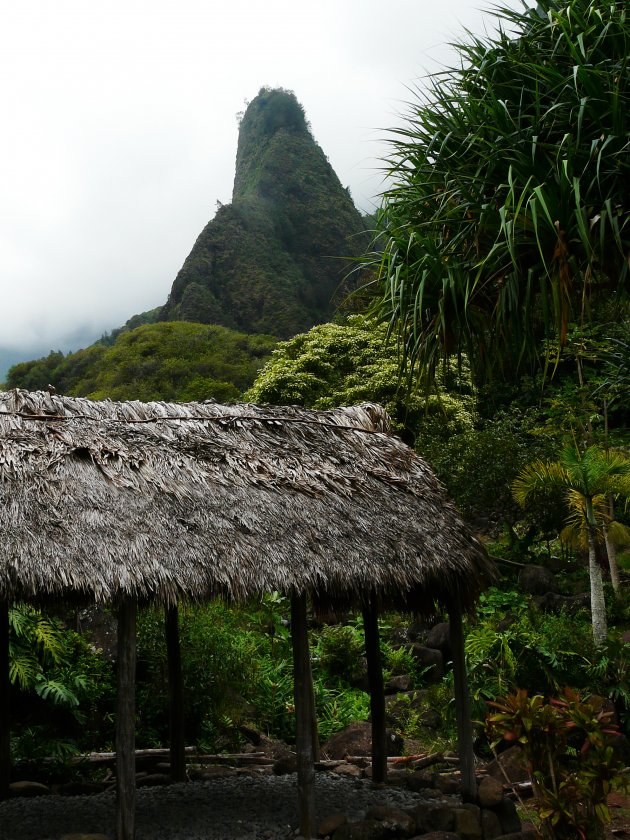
[586,498,608,646]
[165,604,186,782]
[0,601,10,799]
[116,599,137,840]
[450,607,476,801]
[603,497,621,597]
[291,593,315,840]
[362,599,387,784]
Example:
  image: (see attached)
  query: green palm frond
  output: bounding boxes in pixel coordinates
[365,0,630,386]
[514,443,630,519]
[512,458,570,505]
[34,675,80,708]
[8,650,41,691]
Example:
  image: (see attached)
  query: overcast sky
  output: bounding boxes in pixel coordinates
[0,0,527,363]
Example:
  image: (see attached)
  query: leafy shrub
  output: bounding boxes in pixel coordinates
[315,624,365,684]
[487,689,628,840]
[465,588,596,713]
[315,686,370,742]
[8,606,116,771]
[136,603,260,749]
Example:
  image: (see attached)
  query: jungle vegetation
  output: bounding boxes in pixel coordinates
[4,3,630,834]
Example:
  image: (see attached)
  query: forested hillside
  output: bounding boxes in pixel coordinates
[6,322,276,401]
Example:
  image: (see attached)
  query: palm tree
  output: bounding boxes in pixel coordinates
[513,445,630,645]
[366,0,630,388]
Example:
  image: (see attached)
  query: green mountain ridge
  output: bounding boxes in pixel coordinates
[159,87,368,337]
[6,322,277,402]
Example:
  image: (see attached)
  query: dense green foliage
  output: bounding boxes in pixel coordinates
[160,88,368,338]
[7,322,276,402]
[246,315,476,446]
[514,445,630,643]
[487,688,627,838]
[367,0,629,387]
[9,607,114,766]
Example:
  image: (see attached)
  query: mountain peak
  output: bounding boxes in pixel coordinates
[160,88,367,338]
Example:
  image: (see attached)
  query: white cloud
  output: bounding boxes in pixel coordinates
[0,0,528,357]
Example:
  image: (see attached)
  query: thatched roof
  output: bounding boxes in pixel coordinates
[0,389,493,613]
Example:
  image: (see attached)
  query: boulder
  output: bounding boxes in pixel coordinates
[480,808,503,840]
[332,762,363,778]
[426,622,452,661]
[272,754,298,775]
[385,674,413,694]
[490,798,522,835]
[435,774,462,794]
[366,805,416,836]
[405,770,436,791]
[484,745,529,785]
[322,721,402,759]
[255,733,293,760]
[332,819,390,840]
[518,564,559,596]
[8,780,49,796]
[534,592,590,613]
[319,813,348,836]
[477,776,504,807]
[412,804,455,833]
[408,644,444,683]
[453,806,483,840]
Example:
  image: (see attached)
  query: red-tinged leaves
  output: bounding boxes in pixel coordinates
[485,686,626,839]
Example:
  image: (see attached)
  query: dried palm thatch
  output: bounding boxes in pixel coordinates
[0,389,493,613]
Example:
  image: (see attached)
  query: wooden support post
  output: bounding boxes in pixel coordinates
[165,604,186,782]
[116,598,137,840]
[0,601,10,799]
[450,607,476,801]
[362,599,387,783]
[307,647,320,763]
[291,593,315,840]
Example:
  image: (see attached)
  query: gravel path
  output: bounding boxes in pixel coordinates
[0,773,441,840]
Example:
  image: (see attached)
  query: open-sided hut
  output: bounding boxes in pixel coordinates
[0,388,494,839]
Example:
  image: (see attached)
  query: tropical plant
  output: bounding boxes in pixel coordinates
[8,605,84,706]
[465,588,595,711]
[513,445,630,644]
[245,315,476,456]
[366,0,630,389]
[487,688,627,840]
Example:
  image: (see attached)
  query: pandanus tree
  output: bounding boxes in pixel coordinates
[366,0,629,389]
[513,445,630,645]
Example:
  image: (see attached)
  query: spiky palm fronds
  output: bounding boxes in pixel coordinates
[513,444,630,644]
[513,445,630,509]
[367,0,630,387]
[561,491,630,550]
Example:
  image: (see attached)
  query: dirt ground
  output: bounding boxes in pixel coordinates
[518,791,630,839]
[607,791,630,839]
